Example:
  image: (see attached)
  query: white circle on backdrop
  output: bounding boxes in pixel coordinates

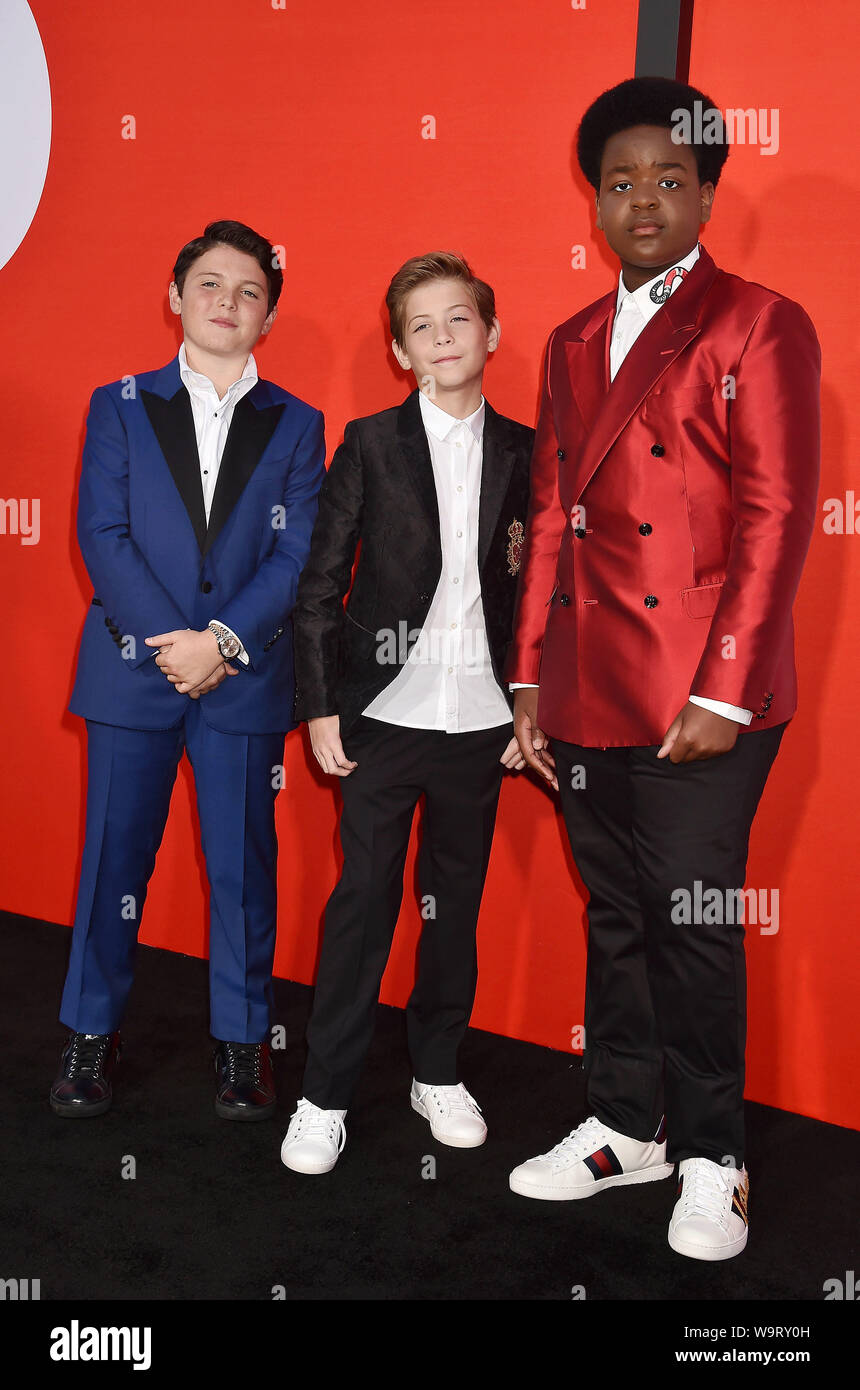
[0,1,51,273]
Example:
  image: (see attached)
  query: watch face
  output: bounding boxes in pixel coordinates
[221,636,241,659]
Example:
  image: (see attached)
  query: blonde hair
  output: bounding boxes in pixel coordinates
[386,251,496,348]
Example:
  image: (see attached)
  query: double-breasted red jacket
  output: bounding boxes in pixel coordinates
[504,244,821,747]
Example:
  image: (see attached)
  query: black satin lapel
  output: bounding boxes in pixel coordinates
[396,393,440,533]
[141,388,207,552]
[478,414,516,570]
[204,397,285,555]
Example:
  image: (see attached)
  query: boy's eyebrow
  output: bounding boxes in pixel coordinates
[407,302,474,326]
[191,268,267,289]
[605,161,689,175]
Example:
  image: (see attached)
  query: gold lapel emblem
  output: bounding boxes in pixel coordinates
[507,519,525,576]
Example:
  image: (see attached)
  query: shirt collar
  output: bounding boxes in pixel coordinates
[418,385,485,444]
[615,241,701,323]
[178,341,258,395]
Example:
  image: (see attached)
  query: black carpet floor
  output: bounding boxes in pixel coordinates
[2,910,857,1311]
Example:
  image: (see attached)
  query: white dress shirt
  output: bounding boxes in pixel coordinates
[361,389,513,733]
[514,243,752,726]
[178,341,256,663]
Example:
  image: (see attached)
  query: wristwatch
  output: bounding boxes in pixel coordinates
[208,620,242,661]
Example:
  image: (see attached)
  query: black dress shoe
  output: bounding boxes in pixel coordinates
[214,1040,276,1120]
[50,1031,121,1117]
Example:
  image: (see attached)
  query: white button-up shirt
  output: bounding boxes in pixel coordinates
[361,389,512,733]
[177,341,257,662]
[178,340,258,521]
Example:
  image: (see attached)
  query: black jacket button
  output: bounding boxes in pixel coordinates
[104,617,111,628]
[639,523,653,536]
[573,527,586,539]
[651,443,665,457]
[559,594,570,606]
[557,448,565,460]
[644,594,658,608]
[201,580,213,593]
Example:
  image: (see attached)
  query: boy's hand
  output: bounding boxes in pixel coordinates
[500,735,527,772]
[513,688,558,790]
[308,715,358,777]
[186,661,239,700]
[146,628,222,694]
[658,702,741,763]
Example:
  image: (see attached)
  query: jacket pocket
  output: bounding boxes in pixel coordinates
[681,580,724,619]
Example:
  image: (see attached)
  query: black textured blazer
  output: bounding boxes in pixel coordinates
[293,387,535,736]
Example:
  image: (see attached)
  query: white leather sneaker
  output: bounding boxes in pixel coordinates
[280,1097,346,1174]
[410,1080,487,1148]
[509,1114,672,1200]
[668,1157,749,1261]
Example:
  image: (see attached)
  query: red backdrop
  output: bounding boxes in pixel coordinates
[2,0,857,1130]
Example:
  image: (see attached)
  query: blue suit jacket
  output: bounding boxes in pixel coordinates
[69,356,326,734]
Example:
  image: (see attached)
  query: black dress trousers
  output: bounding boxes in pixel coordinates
[551,723,786,1167]
[302,716,511,1110]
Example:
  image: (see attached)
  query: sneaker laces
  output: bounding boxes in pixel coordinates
[536,1115,609,1168]
[676,1159,735,1230]
[289,1098,346,1153]
[223,1043,262,1086]
[65,1033,110,1079]
[421,1083,483,1118]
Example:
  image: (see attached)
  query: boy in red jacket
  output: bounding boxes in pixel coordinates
[506,78,820,1261]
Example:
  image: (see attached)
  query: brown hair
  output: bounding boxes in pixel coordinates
[386,251,496,348]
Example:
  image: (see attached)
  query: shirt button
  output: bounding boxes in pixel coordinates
[450,622,457,630]
[456,530,463,538]
[452,577,460,584]
[448,667,454,674]
[639,522,653,535]
[457,485,463,492]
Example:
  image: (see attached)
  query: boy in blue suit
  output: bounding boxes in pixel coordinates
[51,220,326,1121]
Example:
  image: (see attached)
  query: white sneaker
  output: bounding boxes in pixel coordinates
[509,1114,672,1200]
[410,1080,487,1148]
[280,1097,346,1174]
[668,1157,749,1261]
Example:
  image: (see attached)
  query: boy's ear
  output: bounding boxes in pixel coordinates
[260,304,278,336]
[595,193,603,231]
[699,182,715,225]
[168,281,182,317]
[487,317,501,352]
[391,337,411,371]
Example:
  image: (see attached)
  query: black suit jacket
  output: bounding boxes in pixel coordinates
[293,388,535,735]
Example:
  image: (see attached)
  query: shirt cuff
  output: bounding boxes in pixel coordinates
[215,620,249,666]
[689,694,753,725]
[509,683,539,691]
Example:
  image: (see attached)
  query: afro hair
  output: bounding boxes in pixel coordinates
[576,76,730,192]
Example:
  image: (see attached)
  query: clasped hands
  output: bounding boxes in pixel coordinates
[513,689,740,791]
[144,628,238,699]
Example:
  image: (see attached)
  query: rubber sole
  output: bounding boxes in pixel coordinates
[280,1148,340,1175]
[410,1097,487,1148]
[668,1224,749,1261]
[215,1098,276,1121]
[49,1093,112,1118]
[509,1161,674,1201]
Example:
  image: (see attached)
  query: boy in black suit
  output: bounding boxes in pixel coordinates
[282,252,533,1173]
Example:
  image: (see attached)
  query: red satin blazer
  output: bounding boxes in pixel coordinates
[504,244,821,747]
